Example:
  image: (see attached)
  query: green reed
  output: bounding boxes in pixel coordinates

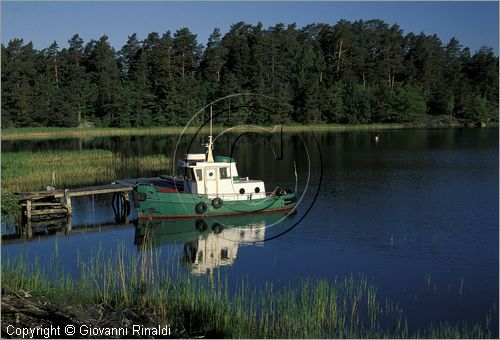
[1,150,170,193]
[1,242,493,339]
[1,124,410,141]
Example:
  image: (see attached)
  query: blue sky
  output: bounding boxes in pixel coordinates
[2,1,498,54]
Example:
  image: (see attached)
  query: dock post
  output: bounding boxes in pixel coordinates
[27,222,33,239]
[110,191,132,223]
[112,192,118,217]
[123,192,129,203]
[25,200,32,222]
[123,192,130,224]
[63,189,72,216]
[25,200,33,238]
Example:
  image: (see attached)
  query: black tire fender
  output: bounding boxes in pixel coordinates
[212,197,223,209]
[195,202,207,214]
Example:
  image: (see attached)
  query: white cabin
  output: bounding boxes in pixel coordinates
[177,152,266,201]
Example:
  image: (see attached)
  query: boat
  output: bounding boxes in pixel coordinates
[136,111,297,219]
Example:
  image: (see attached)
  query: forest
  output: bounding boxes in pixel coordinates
[1,19,498,128]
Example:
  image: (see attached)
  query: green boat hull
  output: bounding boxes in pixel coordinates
[136,184,297,218]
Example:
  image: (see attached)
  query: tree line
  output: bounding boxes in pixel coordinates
[2,19,498,128]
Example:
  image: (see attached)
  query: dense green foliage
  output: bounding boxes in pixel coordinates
[2,20,498,127]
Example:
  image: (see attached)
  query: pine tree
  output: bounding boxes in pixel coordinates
[172,28,203,125]
[1,39,36,127]
[59,34,94,126]
[85,36,125,126]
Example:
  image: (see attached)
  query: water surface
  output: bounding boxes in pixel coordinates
[2,128,498,335]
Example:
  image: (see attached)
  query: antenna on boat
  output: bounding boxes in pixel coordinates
[206,106,214,163]
[294,160,298,193]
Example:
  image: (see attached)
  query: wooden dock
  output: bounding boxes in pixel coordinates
[15,177,162,226]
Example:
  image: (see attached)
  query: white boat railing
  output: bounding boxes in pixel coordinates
[206,192,267,201]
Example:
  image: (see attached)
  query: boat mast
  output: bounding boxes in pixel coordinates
[206,106,214,162]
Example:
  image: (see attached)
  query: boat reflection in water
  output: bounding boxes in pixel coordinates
[1,209,295,278]
[134,212,292,276]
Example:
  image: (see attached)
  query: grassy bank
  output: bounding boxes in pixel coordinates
[1,124,408,140]
[1,149,170,217]
[1,246,493,339]
[1,150,170,193]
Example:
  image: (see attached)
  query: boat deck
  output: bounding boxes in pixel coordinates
[233,179,263,184]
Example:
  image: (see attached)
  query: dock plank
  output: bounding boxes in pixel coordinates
[15,181,145,200]
[68,185,134,197]
[31,208,67,216]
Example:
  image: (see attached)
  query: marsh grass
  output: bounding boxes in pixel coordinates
[1,124,407,140]
[1,243,493,339]
[1,150,170,192]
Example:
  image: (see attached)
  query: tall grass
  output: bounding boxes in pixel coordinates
[1,243,493,339]
[1,150,170,192]
[1,124,408,140]
[1,127,191,140]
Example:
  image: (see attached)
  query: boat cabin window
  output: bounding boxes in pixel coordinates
[219,167,229,179]
[195,169,203,181]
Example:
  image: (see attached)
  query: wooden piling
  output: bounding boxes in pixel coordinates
[25,200,32,222]
[24,200,33,238]
[63,189,72,216]
[123,192,130,224]
[27,222,33,239]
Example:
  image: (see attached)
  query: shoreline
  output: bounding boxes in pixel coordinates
[1,272,494,339]
[1,124,405,140]
[2,117,497,141]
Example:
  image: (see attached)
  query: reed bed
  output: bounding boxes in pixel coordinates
[1,124,407,140]
[1,244,493,339]
[2,127,194,140]
[1,150,170,192]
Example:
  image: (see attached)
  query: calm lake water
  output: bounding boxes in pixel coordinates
[2,128,498,335]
